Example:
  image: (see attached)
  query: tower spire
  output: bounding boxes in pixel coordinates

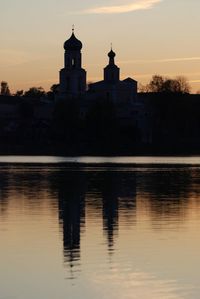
[60,29,86,97]
[104,46,119,83]
[108,46,116,66]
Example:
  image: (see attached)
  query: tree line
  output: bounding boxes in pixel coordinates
[0,81,59,99]
[0,75,193,99]
[139,75,191,94]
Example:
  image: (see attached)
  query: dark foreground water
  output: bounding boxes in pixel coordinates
[1,156,200,299]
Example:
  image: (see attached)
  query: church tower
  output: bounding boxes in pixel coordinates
[104,48,120,83]
[59,29,86,98]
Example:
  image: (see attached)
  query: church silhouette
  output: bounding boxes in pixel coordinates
[58,29,138,108]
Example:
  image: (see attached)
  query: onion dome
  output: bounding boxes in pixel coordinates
[64,31,82,51]
[108,49,116,58]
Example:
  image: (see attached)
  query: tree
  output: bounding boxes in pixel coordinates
[145,75,191,94]
[175,76,191,94]
[1,81,11,96]
[148,75,165,92]
[162,79,180,93]
[47,84,59,100]
[15,90,24,97]
[50,84,59,94]
[138,83,150,93]
[24,87,45,98]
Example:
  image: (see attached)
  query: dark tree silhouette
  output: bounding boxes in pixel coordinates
[148,75,165,93]
[15,90,24,97]
[1,81,11,96]
[50,84,59,94]
[145,75,190,94]
[47,84,60,100]
[24,87,45,98]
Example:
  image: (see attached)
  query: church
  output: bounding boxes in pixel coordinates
[58,29,138,108]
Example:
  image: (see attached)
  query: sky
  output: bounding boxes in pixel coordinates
[1,0,200,93]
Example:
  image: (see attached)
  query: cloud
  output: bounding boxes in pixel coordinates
[189,80,200,84]
[83,0,162,14]
[0,49,30,67]
[120,56,200,64]
[151,57,200,63]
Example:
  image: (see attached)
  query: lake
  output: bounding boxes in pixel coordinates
[0,156,200,299]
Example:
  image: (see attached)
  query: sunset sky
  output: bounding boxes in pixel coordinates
[1,0,200,93]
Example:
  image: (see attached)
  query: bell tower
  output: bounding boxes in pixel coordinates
[104,48,120,84]
[59,28,86,98]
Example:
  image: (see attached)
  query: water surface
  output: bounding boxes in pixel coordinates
[0,155,200,164]
[0,156,200,299]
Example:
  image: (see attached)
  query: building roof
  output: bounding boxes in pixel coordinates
[123,77,137,83]
[88,78,137,91]
[108,49,116,58]
[64,31,82,51]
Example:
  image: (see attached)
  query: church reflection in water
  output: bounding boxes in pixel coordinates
[53,166,198,277]
[100,170,137,250]
[0,164,199,279]
[53,168,137,275]
[57,170,86,271]
[56,170,134,277]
